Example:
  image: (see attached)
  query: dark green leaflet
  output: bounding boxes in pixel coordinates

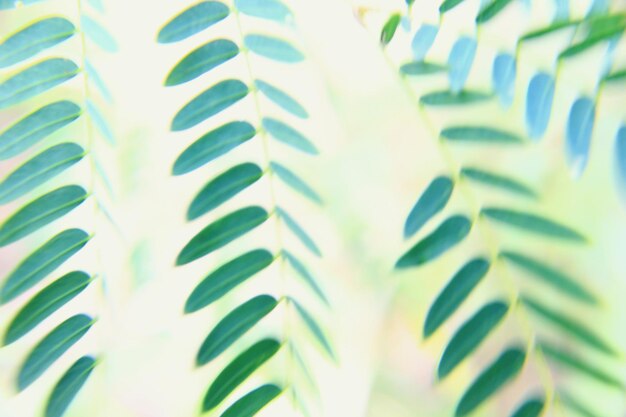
[441,126,523,144]
[604,68,626,83]
[510,398,544,417]
[185,249,274,313]
[420,90,492,106]
[81,15,117,52]
[439,0,466,12]
[177,206,269,265]
[559,390,602,417]
[18,314,94,390]
[519,20,580,42]
[476,0,515,24]
[560,14,626,59]
[0,101,81,160]
[380,14,401,46]
[400,61,447,75]
[438,302,508,379]
[482,208,587,242]
[157,1,229,44]
[197,295,278,365]
[0,185,88,247]
[255,79,308,118]
[4,271,91,345]
[235,0,292,23]
[270,162,322,204]
[460,167,536,198]
[424,258,490,337]
[276,207,321,257]
[500,251,596,304]
[404,175,453,239]
[172,121,256,175]
[0,58,79,109]
[292,299,335,361]
[0,229,89,303]
[282,250,328,305]
[45,356,96,417]
[0,143,85,204]
[171,79,248,131]
[188,163,263,220]
[202,338,281,411]
[244,34,304,63]
[165,39,239,86]
[220,384,282,417]
[0,17,75,68]
[262,117,318,154]
[455,347,526,416]
[396,215,472,269]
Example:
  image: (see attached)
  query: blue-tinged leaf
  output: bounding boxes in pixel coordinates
[0,58,79,109]
[492,53,516,107]
[476,0,515,23]
[420,90,491,106]
[0,186,88,247]
[510,397,544,417]
[0,229,89,303]
[45,356,96,417]
[553,0,569,21]
[86,99,115,144]
[18,314,94,390]
[157,1,229,44]
[587,0,609,16]
[0,0,46,8]
[380,14,401,46]
[447,37,476,93]
[235,0,292,23]
[565,97,595,178]
[282,250,328,305]
[525,72,555,140]
[81,15,117,52]
[440,0,466,13]
[400,61,447,75]
[244,34,304,63]
[263,118,317,154]
[255,79,308,118]
[404,176,453,239]
[185,250,274,313]
[276,207,321,256]
[165,39,238,86]
[220,384,282,417]
[87,0,104,12]
[270,162,322,204]
[291,299,335,360]
[0,18,75,68]
[411,24,438,60]
[615,125,626,202]
[441,126,523,144]
[84,61,112,102]
[173,121,256,175]
[460,167,536,198]
[171,79,248,131]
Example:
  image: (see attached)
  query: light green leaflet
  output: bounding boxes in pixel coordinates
[0,143,85,204]
[18,314,94,390]
[404,175,453,239]
[604,69,626,83]
[220,384,282,417]
[482,207,587,242]
[276,207,321,256]
[460,167,536,198]
[440,126,523,144]
[4,271,91,345]
[0,101,81,160]
[165,39,239,86]
[560,14,626,59]
[202,338,281,411]
[510,398,544,417]
[45,356,96,417]
[438,301,508,379]
[0,229,90,303]
[255,79,308,118]
[400,61,447,75]
[262,117,318,154]
[455,347,526,416]
[292,299,335,361]
[270,162,322,205]
[184,249,274,313]
[80,15,117,52]
[424,258,490,337]
[171,79,248,131]
[476,0,515,24]
[196,295,278,365]
[282,250,328,305]
[558,391,601,417]
[188,163,263,220]
[0,17,75,68]
[396,215,472,269]
[519,20,580,42]
[380,14,401,46]
[173,121,256,175]
[0,185,88,247]
[0,58,79,109]
[157,1,229,44]
[420,90,492,106]
[439,0,465,13]
[235,0,292,23]
[244,34,304,63]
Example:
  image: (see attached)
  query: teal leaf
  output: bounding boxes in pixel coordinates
[270,162,322,204]
[447,37,476,93]
[220,384,282,417]
[400,61,447,75]
[165,39,238,86]
[87,0,105,12]
[262,118,318,154]
[565,97,595,178]
[411,24,438,60]
[396,215,472,269]
[173,121,256,175]
[80,15,117,52]
[0,0,46,8]
[185,249,274,312]
[615,125,626,203]
[441,126,523,144]
[4,271,91,345]
[420,90,491,106]
[292,299,335,360]
[276,207,321,257]
[157,1,229,43]
[553,0,569,20]
[0,143,85,204]
[404,175,453,239]
[525,72,555,140]
[197,295,278,365]
[0,17,75,68]
[439,0,466,13]
[244,34,304,63]
[476,0,515,24]
[45,356,96,417]
[282,250,328,305]
[86,99,115,144]
[84,61,112,102]
[460,167,536,198]
[492,53,516,107]
[171,79,248,131]
[234,0,292,23]
[255,79,308,118]
[510,398,544,417]
[380,14,401,46]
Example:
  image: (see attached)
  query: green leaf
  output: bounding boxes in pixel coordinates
[455,347,526,416]
[45,356,96,417]
[185,249,274,312]
[519,20,580,42]
[560,14,626,59]
[244,34,304,63]
[262,117,318,154]
[404,175,453,239]
[80,15,118,52]
[400,61,447,75]
[171,79,248,131]
[510,398,544,417]
[270,162,322,205]
[202,338,281,411]
[424,258,490,337]
[235,0,292,23]
[18,314,94,390]
[255,79,308,118]
[188,163,263,220]
[0,58,79,109]
[380,14,401,46]
[220,384,282,417]
[0,143,85,204]
[481,208,587,242]
[0,0,46,9]
[292,299,335,361]
[0,101,81,160]
[420,90,492,106]
[439,0,466,13]
[282,250,328,305]
[476,0,515,24]
[440,126,523,144]
[500,251,597,304]
[604,68,626,83]
[0,17,75,68]
[438,301,508,379]
[0,185,88,247]
[197,295,278,365]
[0,229,89,303]
[157,1,229,43]
[559,391,601,417]
[3,271,91,345]
[173,121,256,175]
[460,167,536,198]
[396,215,472,269]
[165,39,239,86]
[276,207,321,257]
